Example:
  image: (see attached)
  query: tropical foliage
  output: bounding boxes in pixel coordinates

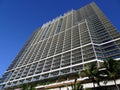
[71,78,83,90]
[79,62,101,89]
[79,59,120,90]
[103,58,120,90]
[65,78,83,90]
[21,83,36,90]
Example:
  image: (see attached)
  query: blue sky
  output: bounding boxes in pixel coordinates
[0,0,120,77]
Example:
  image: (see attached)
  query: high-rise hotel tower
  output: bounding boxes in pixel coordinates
[0,2,120,90]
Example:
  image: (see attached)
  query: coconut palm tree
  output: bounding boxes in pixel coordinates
[103,58,120,90]
[21,84,29,90]
[79,62,101,89]
[65,78,83,90]
[21,83,36,90]
[30,83,37,90]
[71,78,83,90]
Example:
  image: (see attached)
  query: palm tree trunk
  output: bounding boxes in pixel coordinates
[96,81,101,90]
[91,78,95,90]
[66,85,69,90]
[93,82,95,90]
[97,81,101,87]
[113,79,119,90]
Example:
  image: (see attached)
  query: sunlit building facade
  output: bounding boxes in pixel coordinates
[0,2,120,90]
